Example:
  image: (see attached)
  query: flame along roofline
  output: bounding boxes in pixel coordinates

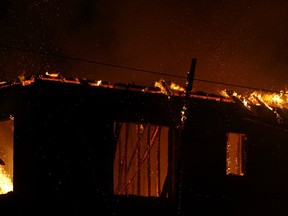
[0,73,234,103]
[2,73,288,129]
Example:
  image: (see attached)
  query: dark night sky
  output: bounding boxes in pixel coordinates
[1,0,288,95]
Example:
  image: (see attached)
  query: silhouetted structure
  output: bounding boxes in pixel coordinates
[0,72,288,215]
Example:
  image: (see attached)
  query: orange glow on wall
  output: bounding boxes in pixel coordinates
[113,122,168,197]
[0,118,14,194]
[226,132,247,176]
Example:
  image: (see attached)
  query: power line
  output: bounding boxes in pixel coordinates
[0,44,283,94]
[193,78,278,93]
[0,45,184,79]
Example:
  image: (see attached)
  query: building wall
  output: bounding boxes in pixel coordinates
[2,80,288,215]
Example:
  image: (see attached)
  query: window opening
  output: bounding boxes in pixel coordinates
[113,122,168,197]
[226,132,247,176]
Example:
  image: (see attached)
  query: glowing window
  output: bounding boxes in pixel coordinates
[0,117,14,194]
[113,122,168,197]
[226,132,247,176]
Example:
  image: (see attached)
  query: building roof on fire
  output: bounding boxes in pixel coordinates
[0,72,288,131]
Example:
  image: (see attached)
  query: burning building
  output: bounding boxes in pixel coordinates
[0,66,288,215]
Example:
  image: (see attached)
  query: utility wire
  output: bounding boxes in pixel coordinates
[0,45,184,79]
[193,78,279,93]
[0,44,284,94]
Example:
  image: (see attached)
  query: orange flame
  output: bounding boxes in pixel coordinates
[221,89,288,110]
[249,91,288,109]
[154,79,167,94]
[170,82,185,92]
[0,166,13,194]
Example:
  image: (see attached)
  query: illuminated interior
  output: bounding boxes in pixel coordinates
[0,118,14,194]
[226,132,247,176]
[113,122,168,197]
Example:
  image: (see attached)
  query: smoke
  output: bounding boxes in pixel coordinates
[1,0,288,94]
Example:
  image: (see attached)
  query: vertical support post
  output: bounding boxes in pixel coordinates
[124,123,129,195]
[156,127,161,197]
[137,124,141,196]
[116,123,123,194]
[176,58,197,215]
[147,124,151,196]
[185,58,197,102]
[181,58,197,129]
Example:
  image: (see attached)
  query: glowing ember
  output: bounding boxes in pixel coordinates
[45,72,60,78]
[220,90,230,98]
[95,80,102,86]
[0,166,13,194]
